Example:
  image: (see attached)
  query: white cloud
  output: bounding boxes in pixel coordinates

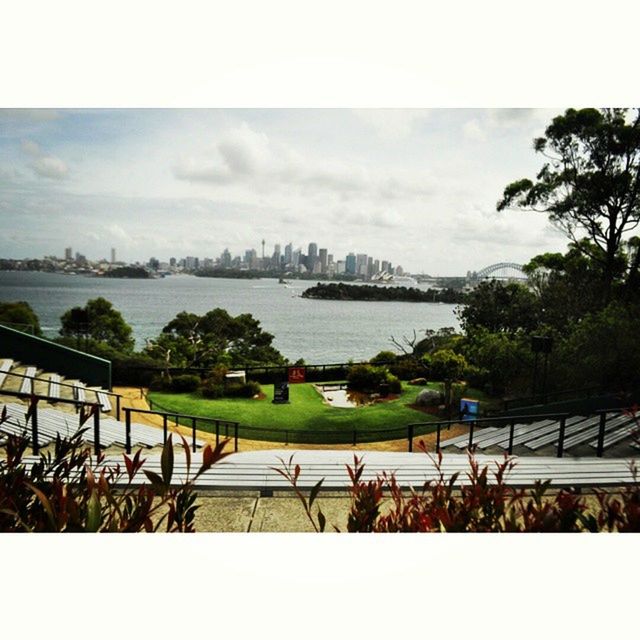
[352,109,428,139]
[173,121,434,203]
[463,118,487,142]
[21,139,69,180]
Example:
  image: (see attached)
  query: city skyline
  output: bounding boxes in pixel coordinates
[0,109,573,274]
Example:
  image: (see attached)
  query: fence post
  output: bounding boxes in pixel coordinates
[191,417,197,453]
[353,429,357,447]
[125,408,131,454]
[556,416,567,458]
[596,412,607,458]
[508,419,516,455]
[116,394,121,421]
[93,403,101,455]
[285,430,289,446]
[436,423,441,453]
[408,424,414,452]
[216,421,219,447]
[30,398,39,455]
[234,424,238,453]
[468,420,475,450]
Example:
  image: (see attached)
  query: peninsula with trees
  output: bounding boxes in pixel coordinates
[301,282,465,303]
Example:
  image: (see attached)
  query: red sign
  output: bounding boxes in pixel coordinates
[288,366,306,383]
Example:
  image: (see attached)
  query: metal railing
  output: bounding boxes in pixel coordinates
[408,412,573,457]
[0,388,100,455]
[123,406,239,454]
[0,368,122,419]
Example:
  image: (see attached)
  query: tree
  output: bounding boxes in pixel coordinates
[0,301,41,335]
[498,108,640,298]
[145,308,286,369]
[59,297,134,353]
[423,348,468,409]
[456,280,540,335]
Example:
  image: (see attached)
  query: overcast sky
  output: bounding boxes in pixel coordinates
[0,108,571,274]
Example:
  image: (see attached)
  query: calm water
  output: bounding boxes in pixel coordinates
[0,271,460,362]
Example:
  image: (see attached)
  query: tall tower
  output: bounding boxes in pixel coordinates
[110,247,116,264]
[261,239,265,260]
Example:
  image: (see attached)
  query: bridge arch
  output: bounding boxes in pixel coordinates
[471,262,527,281]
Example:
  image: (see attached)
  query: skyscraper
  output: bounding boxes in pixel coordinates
[345,253,356,275]
[110,248,116,264]
[64,247,72,261]
[308,242,318,272]
[319,248,328,273]
[284,242,293,265]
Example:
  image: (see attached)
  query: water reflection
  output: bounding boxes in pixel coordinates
[316,384,372,408]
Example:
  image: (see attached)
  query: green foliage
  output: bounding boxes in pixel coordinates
[0,431,230,532]
[369,350,397,364]
[422,349,468,407]
[0,301,42,336]
[59,297,134,353]
[347,364,397,394]
[457,280,540,335]
[170,374,201,393]
[223,380,261,398]
[498,107,640,295]
[302,282,465,303]
[460,330,532,396]
[145,308,286,369]
[282,440,640,532]
[553,302,640,392]
[200,380,225,399]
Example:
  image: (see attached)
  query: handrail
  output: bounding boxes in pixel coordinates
[123,406,239,454]
[0,388,102,455]
[0,369,122,419]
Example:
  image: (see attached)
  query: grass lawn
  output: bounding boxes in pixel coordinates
[147,381,496,444]
[148,382,443,444]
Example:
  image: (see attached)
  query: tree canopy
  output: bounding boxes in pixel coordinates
[0,301,41,335]
[145,308,286,369]
[498,108,640,296]
[59,297,134,352]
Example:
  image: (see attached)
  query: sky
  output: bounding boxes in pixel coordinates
[0,108,572,275]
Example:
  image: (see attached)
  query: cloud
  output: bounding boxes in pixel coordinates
[352,109,428,139]
[21,139,69,180]
[173,121,433,202]
[463,118,487,142]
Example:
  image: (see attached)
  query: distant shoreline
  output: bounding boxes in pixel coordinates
[301,282,466,303]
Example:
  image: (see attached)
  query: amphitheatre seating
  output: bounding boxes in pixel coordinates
[561,413,635,450]
[48,374,61,400]
[453,419,558,450]
[19,367,36,394]
[0,359,13,387]
[73,383,86,403]
[0,401,204,450]
[590,419,640,451]
[439,427,498,448]
[96,390,112,413]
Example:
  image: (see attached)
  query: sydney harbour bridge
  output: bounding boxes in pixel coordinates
[465,262,528,286]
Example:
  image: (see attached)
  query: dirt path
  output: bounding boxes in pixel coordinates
[114,386,469,453]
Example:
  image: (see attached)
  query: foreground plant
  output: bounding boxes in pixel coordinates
[0,430,229,532]
[279,437,640,532]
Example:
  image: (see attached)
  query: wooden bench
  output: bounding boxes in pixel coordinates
[73,383,86,403]
[19,367,36,394]
[48,374,61,400]
[0,359,14,388]
[96,390,112,413]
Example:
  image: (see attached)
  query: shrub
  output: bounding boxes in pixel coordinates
[170,374,201,393]
[369,350,397,365]
[224,381,261,398]
[0,431,229,532]
[386,373,401,394]
[347,364,387,393]
[200,381,225,399]
[280,443,640,533]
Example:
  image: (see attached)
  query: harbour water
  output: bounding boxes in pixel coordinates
[0,271,460,362]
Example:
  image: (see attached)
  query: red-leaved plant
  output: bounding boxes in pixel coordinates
[0,429,229,532]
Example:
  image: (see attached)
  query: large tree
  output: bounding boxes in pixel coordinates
[498,108,640,297]
[145,308,286,369]
[59,297,134,353]
[0,301,41,336]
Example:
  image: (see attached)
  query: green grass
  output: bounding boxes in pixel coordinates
[148,381,495,445]
[148,382,442,444]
